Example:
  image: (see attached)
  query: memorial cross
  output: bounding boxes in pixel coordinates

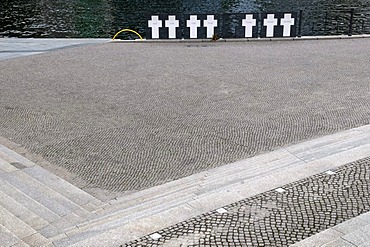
[148,15,162,39]
[242,14,256,38]
[165,15,179,39]
[280,13,295,37]
[264,14,277,37]
[203,15,218,38]
[187,15,201,38]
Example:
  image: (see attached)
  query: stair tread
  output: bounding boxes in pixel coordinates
[0,157,18,173]
[0,224,26,247]
[0,189,49,230]
[0,204,37,239]
[23,233,52,247]
[23,165,101,209]
[53,193,195,246]
[0,179,60,223]
[0,146,34,168]
[0,171,76,216]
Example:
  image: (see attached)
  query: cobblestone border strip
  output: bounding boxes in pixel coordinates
[122,157,370,246]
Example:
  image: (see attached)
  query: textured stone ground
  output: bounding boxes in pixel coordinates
[0,39,369,193]
[122,157,370,247]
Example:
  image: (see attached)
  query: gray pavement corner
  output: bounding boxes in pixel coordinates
[0,38,110,61]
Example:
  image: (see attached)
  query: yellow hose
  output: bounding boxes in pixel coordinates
[112,29,143,40]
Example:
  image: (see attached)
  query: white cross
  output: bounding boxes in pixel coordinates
[148,15,162,39]
[242,14,256,38]
[280,13,295,37]
[203,15,218,38]
[187,15,201,39]
[264,14,278,37]
[165,15,179,39]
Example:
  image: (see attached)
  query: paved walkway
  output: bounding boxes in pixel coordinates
[0,38,109,60]
[0,37,370,246]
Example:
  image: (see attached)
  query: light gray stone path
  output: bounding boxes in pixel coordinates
[1,124,370,246]
[0,38,109,60]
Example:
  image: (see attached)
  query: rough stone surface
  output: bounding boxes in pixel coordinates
[122,157,370,246]
[0,39,370,192]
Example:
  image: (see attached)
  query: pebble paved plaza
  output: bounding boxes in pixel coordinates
[0,37,370,246]
[1,38,369,195]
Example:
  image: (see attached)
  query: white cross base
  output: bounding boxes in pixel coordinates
[148,15,162,39]
[242,14,256,38]
[187,15,201,38]
[165,15,179,39]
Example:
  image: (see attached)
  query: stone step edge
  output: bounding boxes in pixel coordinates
[0,144,102,210]
[47,143,370,246]
[62,151,370,247]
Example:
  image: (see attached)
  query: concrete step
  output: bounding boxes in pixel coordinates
[47,177,202,245]
[0,178,60,223]
[0,171,72,217]
[0,224,29,247]
[0,145,35,168]
[0,157,18,173]
[92,178,200,217]
[22,233,53,247]
[0,189,49,231]
[198,150,302,190]
[0,170,84,217]
[80,187,196,231]
[51,192,195,247]
[0,205,37,241]
[0,144,102,211]
[23,165,102,210]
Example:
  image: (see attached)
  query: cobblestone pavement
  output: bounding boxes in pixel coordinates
[122,157,370,246]
[0,39,370,195]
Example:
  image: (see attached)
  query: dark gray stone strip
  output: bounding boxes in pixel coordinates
[122,157,370,247]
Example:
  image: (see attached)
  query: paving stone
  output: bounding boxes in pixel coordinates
[0,205,37,239]
[22,233,50,246]
[342,224,370,246]
[0,157,18,173]
[0,172,73,216]
[23,165,99,208]
[0,225,22,247]
[0,190,49,230]
[322,238,357,247]
[0,179,60,223]
[0,145,35,167]
[333,212,370,234]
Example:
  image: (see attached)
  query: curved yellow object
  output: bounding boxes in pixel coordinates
[112,29,143,40]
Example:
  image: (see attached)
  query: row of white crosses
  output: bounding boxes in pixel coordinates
[241,13,295,37]
[148,15,218,39]
[264,13,295,37]
[148,13,295,39]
